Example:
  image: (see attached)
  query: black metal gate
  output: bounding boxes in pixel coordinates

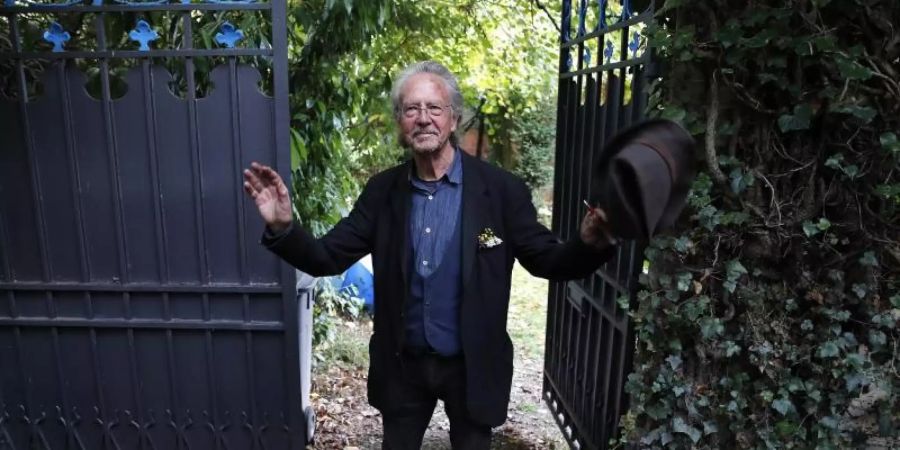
[0,0,302,448]
[545,1,654,448]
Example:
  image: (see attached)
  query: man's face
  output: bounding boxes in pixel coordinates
[398,73,457,155]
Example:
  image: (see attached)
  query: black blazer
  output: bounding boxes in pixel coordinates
[263,152,612,426]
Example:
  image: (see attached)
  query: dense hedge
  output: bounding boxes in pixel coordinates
[622,1,899,448]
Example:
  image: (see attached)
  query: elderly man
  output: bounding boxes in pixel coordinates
[243,61,616,449]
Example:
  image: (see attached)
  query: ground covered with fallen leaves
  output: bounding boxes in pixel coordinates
[307,263,566,449]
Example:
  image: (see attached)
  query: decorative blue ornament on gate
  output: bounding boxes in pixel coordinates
[129,20,159,51]
[629,31,641,57]
[43,22,70,53]
[604,39,614,64]
[215,22,244,48]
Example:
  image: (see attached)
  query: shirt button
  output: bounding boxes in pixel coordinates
[428,195,434,200]
[425,227,431,233]
[422,260,429,266]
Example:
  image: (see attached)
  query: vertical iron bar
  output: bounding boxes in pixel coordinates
[12,326,32,440]
[181,10,210,284]
[598,315,616,447]
[632,65,646,124]
[589,312,606,445]
[0,213,9,282]
[123,292,146,450]
[57,62,92,281]
[562,77,578,241]
[94,11,130,283]
[617,25,630,130]
[140,58,169,283]
[572,297,585,433]
[0,181,9,279]
[202,293,220,450]
[9,15,51,281]
[85,292,110,446]
[48,291,76,447]
[162,293,181,450]
[243,293,258,448]
[577,301,594,435]
[244,330,258,449]
[563,288,576,405]
[228,58,248,283]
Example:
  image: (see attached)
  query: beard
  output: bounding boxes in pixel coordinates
[401,129,451,155]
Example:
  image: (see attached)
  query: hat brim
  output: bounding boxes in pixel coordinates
[590,119,695,241]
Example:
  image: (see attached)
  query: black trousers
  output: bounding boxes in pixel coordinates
[378,352,492,450]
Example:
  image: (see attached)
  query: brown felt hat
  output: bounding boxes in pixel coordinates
[590,119,696,241]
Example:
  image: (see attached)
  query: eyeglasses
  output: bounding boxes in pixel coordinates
[401,103,451,118]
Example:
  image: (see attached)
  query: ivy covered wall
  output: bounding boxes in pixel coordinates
[622,0,899,448]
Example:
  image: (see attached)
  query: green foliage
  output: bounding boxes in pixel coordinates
[312,281,365,350]
[624,0,900,448]
[509,106,556,192]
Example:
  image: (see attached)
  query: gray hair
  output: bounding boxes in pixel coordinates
[390,61,464,122]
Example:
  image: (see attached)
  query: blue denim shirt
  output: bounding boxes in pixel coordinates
[404,149,463,356]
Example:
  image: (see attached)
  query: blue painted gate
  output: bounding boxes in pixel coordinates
[0,0,303,448]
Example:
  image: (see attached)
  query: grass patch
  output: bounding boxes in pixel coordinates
[507,261,550,360]
[315,319,371,370]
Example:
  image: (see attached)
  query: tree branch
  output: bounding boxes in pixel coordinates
[705,71,728,186]
[529,0,562,35]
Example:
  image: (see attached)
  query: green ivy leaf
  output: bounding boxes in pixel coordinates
[661,106,686,123]
[875,184,900,202]
[725,341,741,357]
[677,273,693,292]
[817,341,840,358]
[772,398,794,416]
[701,318,724,339]
[813,35,837,52]
[869,330,887,346]
[674,236,692,253]
[836,57,873,80]
[716,20,742,47]
[667,355,683,370]
[845,373,867,392]
[775,420,798,437]
[672,417,702,443]
[801,320,813,331]
[778,104,812,132]
[646,402,672,420]
[821,416,839,429]
[858,251,878,267]
[880,132,900,155]
[802,220,820,237]
[729,168,754,194]
[698,205,721,231]
[724,260,748,293]
[835,104,877,123]
[742,28,777,48]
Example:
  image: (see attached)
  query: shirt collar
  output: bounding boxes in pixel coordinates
[409,147,463,185]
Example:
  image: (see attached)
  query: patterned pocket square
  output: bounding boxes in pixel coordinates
[478,227,503,249]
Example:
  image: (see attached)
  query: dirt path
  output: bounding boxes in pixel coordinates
[308,264,566,449]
